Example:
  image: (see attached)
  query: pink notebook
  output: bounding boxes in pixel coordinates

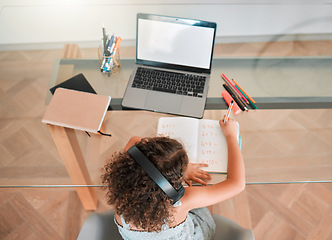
[42,88,111,133]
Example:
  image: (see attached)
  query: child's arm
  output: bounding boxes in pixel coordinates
[181,118,245,210]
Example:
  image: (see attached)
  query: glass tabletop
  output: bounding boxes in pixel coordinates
[2,109,331,187]
[47,56,332,110]
[2,40,331,188]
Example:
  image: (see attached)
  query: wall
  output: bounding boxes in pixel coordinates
[0,0,331,50]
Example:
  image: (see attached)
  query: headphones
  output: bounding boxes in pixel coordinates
[127,145,185,204]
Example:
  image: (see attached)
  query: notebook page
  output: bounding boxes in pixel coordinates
[156,117,199,163]
[197,119,228,173]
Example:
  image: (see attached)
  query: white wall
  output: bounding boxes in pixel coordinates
[0,0,332,50]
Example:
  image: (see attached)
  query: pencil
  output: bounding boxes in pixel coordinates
[222,74,249,104]
[232,78,256,103]
[234,85,257,109]
[224,100,234,123]
[221,76,247,107]
[247,97,257,109]
[223,83,247,111]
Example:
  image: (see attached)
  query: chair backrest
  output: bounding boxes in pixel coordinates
[77,210,123,240]
[211,214,255,240]
[77,210,254,240]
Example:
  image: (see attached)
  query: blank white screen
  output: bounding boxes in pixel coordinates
[137,19,215,69]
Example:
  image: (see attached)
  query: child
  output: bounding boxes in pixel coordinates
[101,117,245,239]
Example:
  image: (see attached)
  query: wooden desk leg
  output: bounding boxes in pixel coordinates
[47,124,98,210]
[61,44,82,59]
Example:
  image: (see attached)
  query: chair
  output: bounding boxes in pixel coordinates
[211,214,254,240]
[77,210,254,240]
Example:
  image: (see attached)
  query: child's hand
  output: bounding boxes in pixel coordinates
[219,117,238,140]
[184,163,212,186]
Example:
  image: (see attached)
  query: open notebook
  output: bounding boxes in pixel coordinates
[157,117,241,173]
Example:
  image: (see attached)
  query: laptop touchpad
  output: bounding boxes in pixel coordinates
[145,91,182,113]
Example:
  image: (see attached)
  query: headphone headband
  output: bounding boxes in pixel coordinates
[127,145,184,204]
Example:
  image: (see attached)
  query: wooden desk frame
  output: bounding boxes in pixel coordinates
[47,124,98,210]
[46,44,97,210]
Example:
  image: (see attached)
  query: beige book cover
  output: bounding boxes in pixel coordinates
[42,88,111,133]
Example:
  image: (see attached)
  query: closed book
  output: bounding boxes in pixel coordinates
[42,88,111,134]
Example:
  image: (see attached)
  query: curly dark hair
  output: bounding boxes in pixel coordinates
[101,137,189,232]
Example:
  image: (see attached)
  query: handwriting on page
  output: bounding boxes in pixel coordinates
[157,119,198,162]
[158,124,176,137]
[198,121,227,171]
[157,118,228,172]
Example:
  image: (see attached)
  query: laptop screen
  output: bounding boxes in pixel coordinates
[136,13,217,74]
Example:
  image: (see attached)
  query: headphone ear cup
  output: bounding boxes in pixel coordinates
[128,145,184,203]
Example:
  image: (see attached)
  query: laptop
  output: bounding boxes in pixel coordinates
[122,13,217,118]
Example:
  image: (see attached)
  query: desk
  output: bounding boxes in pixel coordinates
[43,45,332,209]
[2,43,331,211]
[47,57,332,109]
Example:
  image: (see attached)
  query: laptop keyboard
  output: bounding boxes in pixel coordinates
[131,67,206,98]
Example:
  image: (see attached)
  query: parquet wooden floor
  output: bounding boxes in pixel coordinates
[215,183,332,240]
[1,41,332,239]
[1,184,332,240]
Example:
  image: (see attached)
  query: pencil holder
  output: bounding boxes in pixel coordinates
[98,46,121,76]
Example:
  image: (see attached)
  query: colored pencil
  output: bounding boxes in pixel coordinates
[224,100,234,123]
[223,83,247,111]
[234,85,257,109]
[232,78,256,103]
[222,74,249,104]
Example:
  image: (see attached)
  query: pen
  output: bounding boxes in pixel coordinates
[234,85,257,109]
[112,37,122,55]
[102,26,107,56]
[223,83,247,111]
[221,76,247,107]
[107,34,114,54]
[107,57,113,71]
[224,100,234,123]
[222,74,249,105]
[110,36,117,55]
[232,78,256,103]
